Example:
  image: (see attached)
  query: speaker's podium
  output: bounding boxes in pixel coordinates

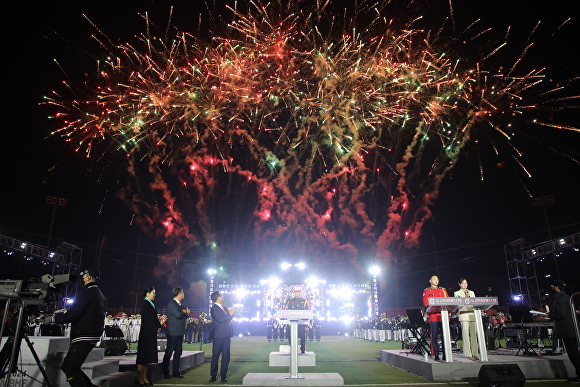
[275,310,314,378]
[242,309,344,385]
[426,297,462,363]
[463,297,498,362]
[426,297,498,362]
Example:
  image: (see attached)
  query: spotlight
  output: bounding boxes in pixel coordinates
[369,266,381,275]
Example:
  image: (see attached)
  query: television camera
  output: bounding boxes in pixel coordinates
[0,274,75,316]
[1,275,75,385]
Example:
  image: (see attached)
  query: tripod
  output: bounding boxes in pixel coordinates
[0,294,53,386]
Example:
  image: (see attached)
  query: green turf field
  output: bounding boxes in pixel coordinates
[152,336,573,386]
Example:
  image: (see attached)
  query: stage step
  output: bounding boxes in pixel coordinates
[94,371,136,387]
[243,372,344,386]
[269,351,316,366]
[83,359,122,379]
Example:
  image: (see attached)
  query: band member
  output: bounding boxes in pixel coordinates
[547,280,580,383]
[422,275,448,361]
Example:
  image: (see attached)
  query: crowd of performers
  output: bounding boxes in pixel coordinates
[97,312,213,344]
[27,301,515,347]
[350,311,511,346]
[265,317,322,342]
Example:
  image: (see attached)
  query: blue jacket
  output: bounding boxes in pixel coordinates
[165,298,188,336]
[210,304,234,340]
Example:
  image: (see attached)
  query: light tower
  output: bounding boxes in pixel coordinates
[369,266,381,317]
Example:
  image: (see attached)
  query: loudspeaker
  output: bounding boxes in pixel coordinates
[478,364,526,387]
[41,324,63,336]
[101,339,127,356]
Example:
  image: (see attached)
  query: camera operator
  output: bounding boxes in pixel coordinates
[44,267,106,387]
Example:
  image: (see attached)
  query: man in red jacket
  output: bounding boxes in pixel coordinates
[422,275,448,361]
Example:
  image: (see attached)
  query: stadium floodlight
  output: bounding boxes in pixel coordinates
[281,262,292,271]
[295,262,306,270]
[235,287,248,299]
[268,276,280,287]
[306,276,320,288]
[369,266,381,275]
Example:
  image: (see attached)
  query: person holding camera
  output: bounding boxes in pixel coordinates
[44,267,106,387]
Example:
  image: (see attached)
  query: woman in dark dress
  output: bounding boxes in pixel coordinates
[136,285,162,386]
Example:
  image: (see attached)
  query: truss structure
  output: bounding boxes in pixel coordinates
[506,232,580,309]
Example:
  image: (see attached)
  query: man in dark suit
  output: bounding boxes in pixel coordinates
[209,291,237,382]
[162,287,190,379]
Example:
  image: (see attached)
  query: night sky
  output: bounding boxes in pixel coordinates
[2,0,579,312]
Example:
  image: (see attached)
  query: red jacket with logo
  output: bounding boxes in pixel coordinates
[422,286,449,322]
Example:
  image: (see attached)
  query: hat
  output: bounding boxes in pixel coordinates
[80,267,100,279]
[552,279,566,289]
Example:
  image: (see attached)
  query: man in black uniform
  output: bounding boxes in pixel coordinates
[286,287,309,353]
[547,280,580,383]
[45,267,106,387]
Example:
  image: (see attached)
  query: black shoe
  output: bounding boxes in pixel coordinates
[434,356,440,361]
[209,376,217,382]
[221,377,228,382]
[164,375,171,380]
[174,374,186,378]
[568,378,580,384]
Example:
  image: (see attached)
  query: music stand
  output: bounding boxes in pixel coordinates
[507,305,537,356]
[405,309,430,356]
[508,305,534,324]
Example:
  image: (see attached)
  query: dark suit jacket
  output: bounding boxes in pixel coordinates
[165,298,188,336]
[551,291,576,339]
[210,304,234,340]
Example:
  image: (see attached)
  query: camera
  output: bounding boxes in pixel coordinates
[0,274,75,316]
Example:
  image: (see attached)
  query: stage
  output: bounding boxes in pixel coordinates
[380,348,577,382]
[0,336,204,387]
[113,349,205,380]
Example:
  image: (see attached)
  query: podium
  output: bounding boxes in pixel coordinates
[276,310,313,379]
[463,297,498,361]
[426,297,463,363]
[426,297,498,362]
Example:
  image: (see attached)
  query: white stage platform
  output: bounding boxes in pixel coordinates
[380,349,577,382]
[243,372,344,386]
[0,336,204,387]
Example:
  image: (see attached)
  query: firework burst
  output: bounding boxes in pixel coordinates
[45,0,578,278]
